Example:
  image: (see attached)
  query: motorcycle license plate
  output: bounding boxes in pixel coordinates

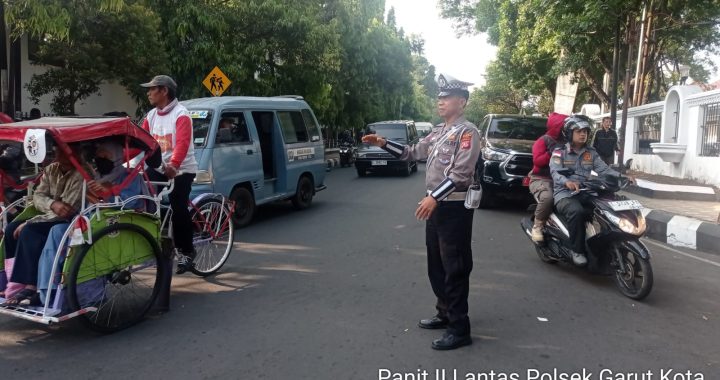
[608,200,643,211]
[371,160,387,166]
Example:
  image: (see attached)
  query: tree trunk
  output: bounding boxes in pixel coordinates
[580,68,611,106]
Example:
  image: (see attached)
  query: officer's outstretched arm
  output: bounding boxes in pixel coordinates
[381,132,434,162]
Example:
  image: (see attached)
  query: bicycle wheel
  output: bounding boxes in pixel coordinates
[190,198,235,277]
[67,223,166,333]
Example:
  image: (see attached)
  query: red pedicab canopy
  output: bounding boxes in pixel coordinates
[0,117,160,197]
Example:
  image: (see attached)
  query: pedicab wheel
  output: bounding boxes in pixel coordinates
[613,246,653,300]
[67,223,166,333]
[190,199,235,277]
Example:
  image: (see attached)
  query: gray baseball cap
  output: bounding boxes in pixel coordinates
[140,75,177,90]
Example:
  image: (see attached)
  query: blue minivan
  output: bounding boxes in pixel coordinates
[182,96,326,227]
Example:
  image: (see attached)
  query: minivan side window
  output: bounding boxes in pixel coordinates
[301,109,322,142]
[278,111,309,144]
[216,112,251,145]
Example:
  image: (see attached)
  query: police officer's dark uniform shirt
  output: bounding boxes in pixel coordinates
[382,116,481,199]
[549,144,619,202]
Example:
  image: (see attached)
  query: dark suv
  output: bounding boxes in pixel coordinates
[476,114,547,208]
[355,120,419,177]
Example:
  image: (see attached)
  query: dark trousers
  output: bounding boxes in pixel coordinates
[599,154,614,166]
[426,201,474,336]
[4,220,65,285]
[147,169,196,254]
[555,193,595,254]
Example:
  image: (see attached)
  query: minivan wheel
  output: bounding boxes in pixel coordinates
[230,187,255,228]
[292,176,314,210]
[411,162,418,173]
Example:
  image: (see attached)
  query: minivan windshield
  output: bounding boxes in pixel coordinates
[487,117,547,141]
[370,125,408,143]
[188,109,214,147]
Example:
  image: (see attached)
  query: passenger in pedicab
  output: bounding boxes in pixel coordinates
[36,140,147,304]
[1,145,85,305]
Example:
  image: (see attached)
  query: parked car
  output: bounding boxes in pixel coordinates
[476,114,547,208]
[355,120,419,177]
[415,121,434,138]
[183,95,327,227]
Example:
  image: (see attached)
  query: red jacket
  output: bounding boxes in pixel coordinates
[531,112,566,177]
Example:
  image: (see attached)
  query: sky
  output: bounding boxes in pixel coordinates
[384,0,496,90]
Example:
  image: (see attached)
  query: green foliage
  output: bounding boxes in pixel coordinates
[11,0,438,127]
[23,1,167,115]
[440,0,720,109]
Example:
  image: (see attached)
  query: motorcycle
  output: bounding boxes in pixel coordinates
[339,141,356,167]
[520,170,653,300]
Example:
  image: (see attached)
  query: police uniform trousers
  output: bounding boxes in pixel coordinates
[426,200,474,336]
[555,193,595,254]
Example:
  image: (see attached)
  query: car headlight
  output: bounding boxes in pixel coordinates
[194,170,213,185]
[603,211,646,236]
[357,152,367,158]
[482,148,510,162]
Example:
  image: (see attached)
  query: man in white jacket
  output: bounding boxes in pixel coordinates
[141,75,199,274]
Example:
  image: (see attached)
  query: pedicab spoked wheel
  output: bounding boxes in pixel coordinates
[67,223,166,333]
[190,199,235,277]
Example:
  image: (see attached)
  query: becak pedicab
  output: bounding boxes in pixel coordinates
[0,117,235,332]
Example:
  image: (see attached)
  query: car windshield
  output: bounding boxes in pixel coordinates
[487,117,547,140]
[188,109,214,147]
[370,125,407,143]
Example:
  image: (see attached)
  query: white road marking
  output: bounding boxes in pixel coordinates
[643,238,720,268]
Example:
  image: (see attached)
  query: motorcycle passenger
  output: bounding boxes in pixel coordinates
[528,112,567,242]
[549,115,620,266]
[340,129,354,146]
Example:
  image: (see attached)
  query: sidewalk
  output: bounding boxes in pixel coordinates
[621,184,720,255]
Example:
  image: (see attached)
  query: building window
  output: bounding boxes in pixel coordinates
[635,113,661,154]
[700,103,720,157]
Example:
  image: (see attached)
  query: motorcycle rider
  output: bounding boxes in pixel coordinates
[528,112,567,242]
[549,115,630,266]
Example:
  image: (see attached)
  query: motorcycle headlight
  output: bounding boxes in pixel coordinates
[482,148,510,162]
[603,211,646,236]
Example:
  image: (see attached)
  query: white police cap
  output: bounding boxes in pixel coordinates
[437,73,473,98]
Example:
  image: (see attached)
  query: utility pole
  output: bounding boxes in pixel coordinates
[619,16,636,171]
[610,19,621,129]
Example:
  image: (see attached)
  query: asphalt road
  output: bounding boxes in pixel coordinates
[0,165,718,380]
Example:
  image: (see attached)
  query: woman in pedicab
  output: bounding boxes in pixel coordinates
[0,116,234,332]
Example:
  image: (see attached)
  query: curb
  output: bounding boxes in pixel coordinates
[643,208,720,255]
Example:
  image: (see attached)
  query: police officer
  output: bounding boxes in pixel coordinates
[549,115,630,266]
[362,73,481,350]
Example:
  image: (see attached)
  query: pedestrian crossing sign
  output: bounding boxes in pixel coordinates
[203,66,232,96]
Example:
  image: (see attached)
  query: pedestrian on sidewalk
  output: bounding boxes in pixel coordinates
[362,73,481,351]
[592,116,619,165]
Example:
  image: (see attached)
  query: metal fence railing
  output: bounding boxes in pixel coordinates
[635,112,662,154]
[700,103,720,157]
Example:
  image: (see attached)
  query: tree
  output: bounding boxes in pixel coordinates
[24,1,167,115]
[440,0,720,109]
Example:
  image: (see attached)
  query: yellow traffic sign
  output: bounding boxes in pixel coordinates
[203,66,232,96]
